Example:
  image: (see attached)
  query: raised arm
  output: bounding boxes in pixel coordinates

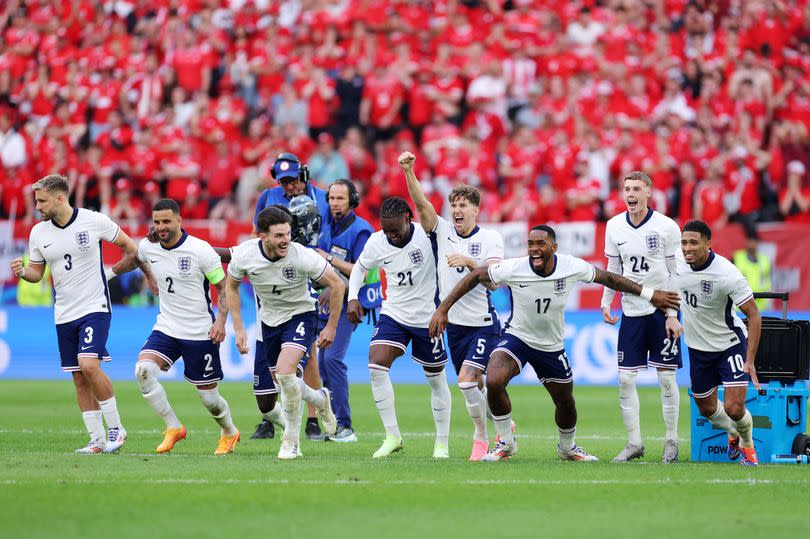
[429,266,492,337]
[593,268,680,311]
[398,151,437,232]
[738,298,761,390]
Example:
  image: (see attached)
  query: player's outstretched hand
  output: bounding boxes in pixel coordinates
[744,357,760,390]
[397,151,415,171]
[347,299,363,324]
[11,257,25,278]
[429,307,448,338]
[651,290,680,311]
[601,306,619,325]
[209,320,226,344]
[146,226,159,243]
[235,326,249,355]
[316,325,336,349]
[665,315,683,339]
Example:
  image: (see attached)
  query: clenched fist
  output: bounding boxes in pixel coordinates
[398,151,415,171]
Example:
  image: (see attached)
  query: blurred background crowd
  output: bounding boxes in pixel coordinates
[2,0,810,233]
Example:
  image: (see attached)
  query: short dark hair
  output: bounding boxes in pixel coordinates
[380,196,413,219]
[683,220,712,240]
[152,198,180,214]
[448,185,480,206]
[530,224,556,241]
[257,206,293,233]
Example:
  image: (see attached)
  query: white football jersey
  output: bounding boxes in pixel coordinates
[488,254,596,352]
[604,209,681,316]
[357,224,438,328]
[433,217,503,327]
[228,240,327,327]
[28,208,119,324]
[674,251,754,352]
[137,233,224,341]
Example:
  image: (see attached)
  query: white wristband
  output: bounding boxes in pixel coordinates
[104,267,117,282]
[640,286,654,301]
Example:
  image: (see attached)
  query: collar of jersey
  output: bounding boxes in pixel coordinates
[456,224,480,239]
[625,208,654,229]
[52,207,79,229]
[258,239,284,262]
[160,230,188,251]
[690,250,715,272]
[529,254,557,278]
[387,223,415,248]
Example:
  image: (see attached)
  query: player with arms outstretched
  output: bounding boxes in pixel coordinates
[112,198,239,454]
[399,151,505,460]
[226,206,343,459]
[430,225,681,461]
[675,220,762,466]
[347,197,452,459]
[11,174,156,453]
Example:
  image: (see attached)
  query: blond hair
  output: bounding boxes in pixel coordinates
[32,174,70,195]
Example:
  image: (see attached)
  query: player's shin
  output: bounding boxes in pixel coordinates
[459,381,487,441]
[197,387,237,436]
[136,361,181,429]
[261,402,287,429]
[619,370,642,445]
[277,373,303,442]
[298,378,326,408]
[425,369,451,447]
[657,369,679,442]
[707,400,740,438]
[734,409,754,448]
[369,365,400,437]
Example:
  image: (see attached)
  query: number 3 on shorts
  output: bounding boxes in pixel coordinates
[84,327,94,344]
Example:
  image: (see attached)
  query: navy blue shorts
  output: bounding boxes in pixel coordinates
[617,310,682,371]
[253,312,314,394]
[141,330,222,385]
[446,322,500,374]
[689,340,750,398]
[253,339,277,395]
[56,312,111,372]
[370,314,447,367]
[492,333,572,384]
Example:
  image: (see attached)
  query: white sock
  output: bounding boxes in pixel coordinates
[459,381,487,442]
[492,412,514,445]
[735,409,754,448]
[98,396,122,430]
[197,387,237,436]
[657,369,679,442]
[277,373,303,443]
[558,426,576,451]
[619,371,642,446]
[81,410,104,441]
[136,361,181,429]
[425,369,451,447]
[707,400,739,438]
[299,378,325,409]
[369,365,400,437]
[261,402,287,429]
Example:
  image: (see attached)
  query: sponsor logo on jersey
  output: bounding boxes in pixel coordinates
[75,231,90,247]
[554,278,566,294]
[408,249,424,265]
[282,266,297,281]
[700,280,713,297]
[468,243,482,257]
[645,234,660,252]
[178,256,192,273]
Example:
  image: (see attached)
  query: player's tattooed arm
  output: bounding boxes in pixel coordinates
[593,268,680,311]
[112,230,158,294]
[398,151,437,232]
[429,266,492,337]
[214,247,232,264]
[209,279,228,344]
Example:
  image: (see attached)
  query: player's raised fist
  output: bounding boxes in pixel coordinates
[397,151,415,171]
[11,257,25,278]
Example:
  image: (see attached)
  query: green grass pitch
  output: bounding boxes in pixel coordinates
[1,380,807,539]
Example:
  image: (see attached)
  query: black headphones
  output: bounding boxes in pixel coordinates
[270,152,310,184]
[328,178,360,208]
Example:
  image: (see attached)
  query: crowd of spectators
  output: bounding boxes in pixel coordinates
[2,0,810,231]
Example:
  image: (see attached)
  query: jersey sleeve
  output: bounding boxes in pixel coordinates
[432,216,452,236]
[604,221,621,259]
[226,247,247,280]
[728,266,755,307]
[664,219,681,258]
[301,245,329,281]
[487,258,516,286]
[485,230,505,262]
[95,211,121,243]
[199,242,226,284]
[136,238,149,263]
[571,256,597,284]
[357,234,382,271]
[28,228,44,265]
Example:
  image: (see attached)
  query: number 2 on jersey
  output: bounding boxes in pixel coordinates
[165,276,175,293]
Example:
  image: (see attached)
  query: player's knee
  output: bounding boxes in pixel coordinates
[555,392,576,415]
[256,393,277,414]
[78,357,101,374]
[656,369,676,391]
[618,370,638,392]
[485,371,508,392]
[134,360,161,393]
[725,401,745,421]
